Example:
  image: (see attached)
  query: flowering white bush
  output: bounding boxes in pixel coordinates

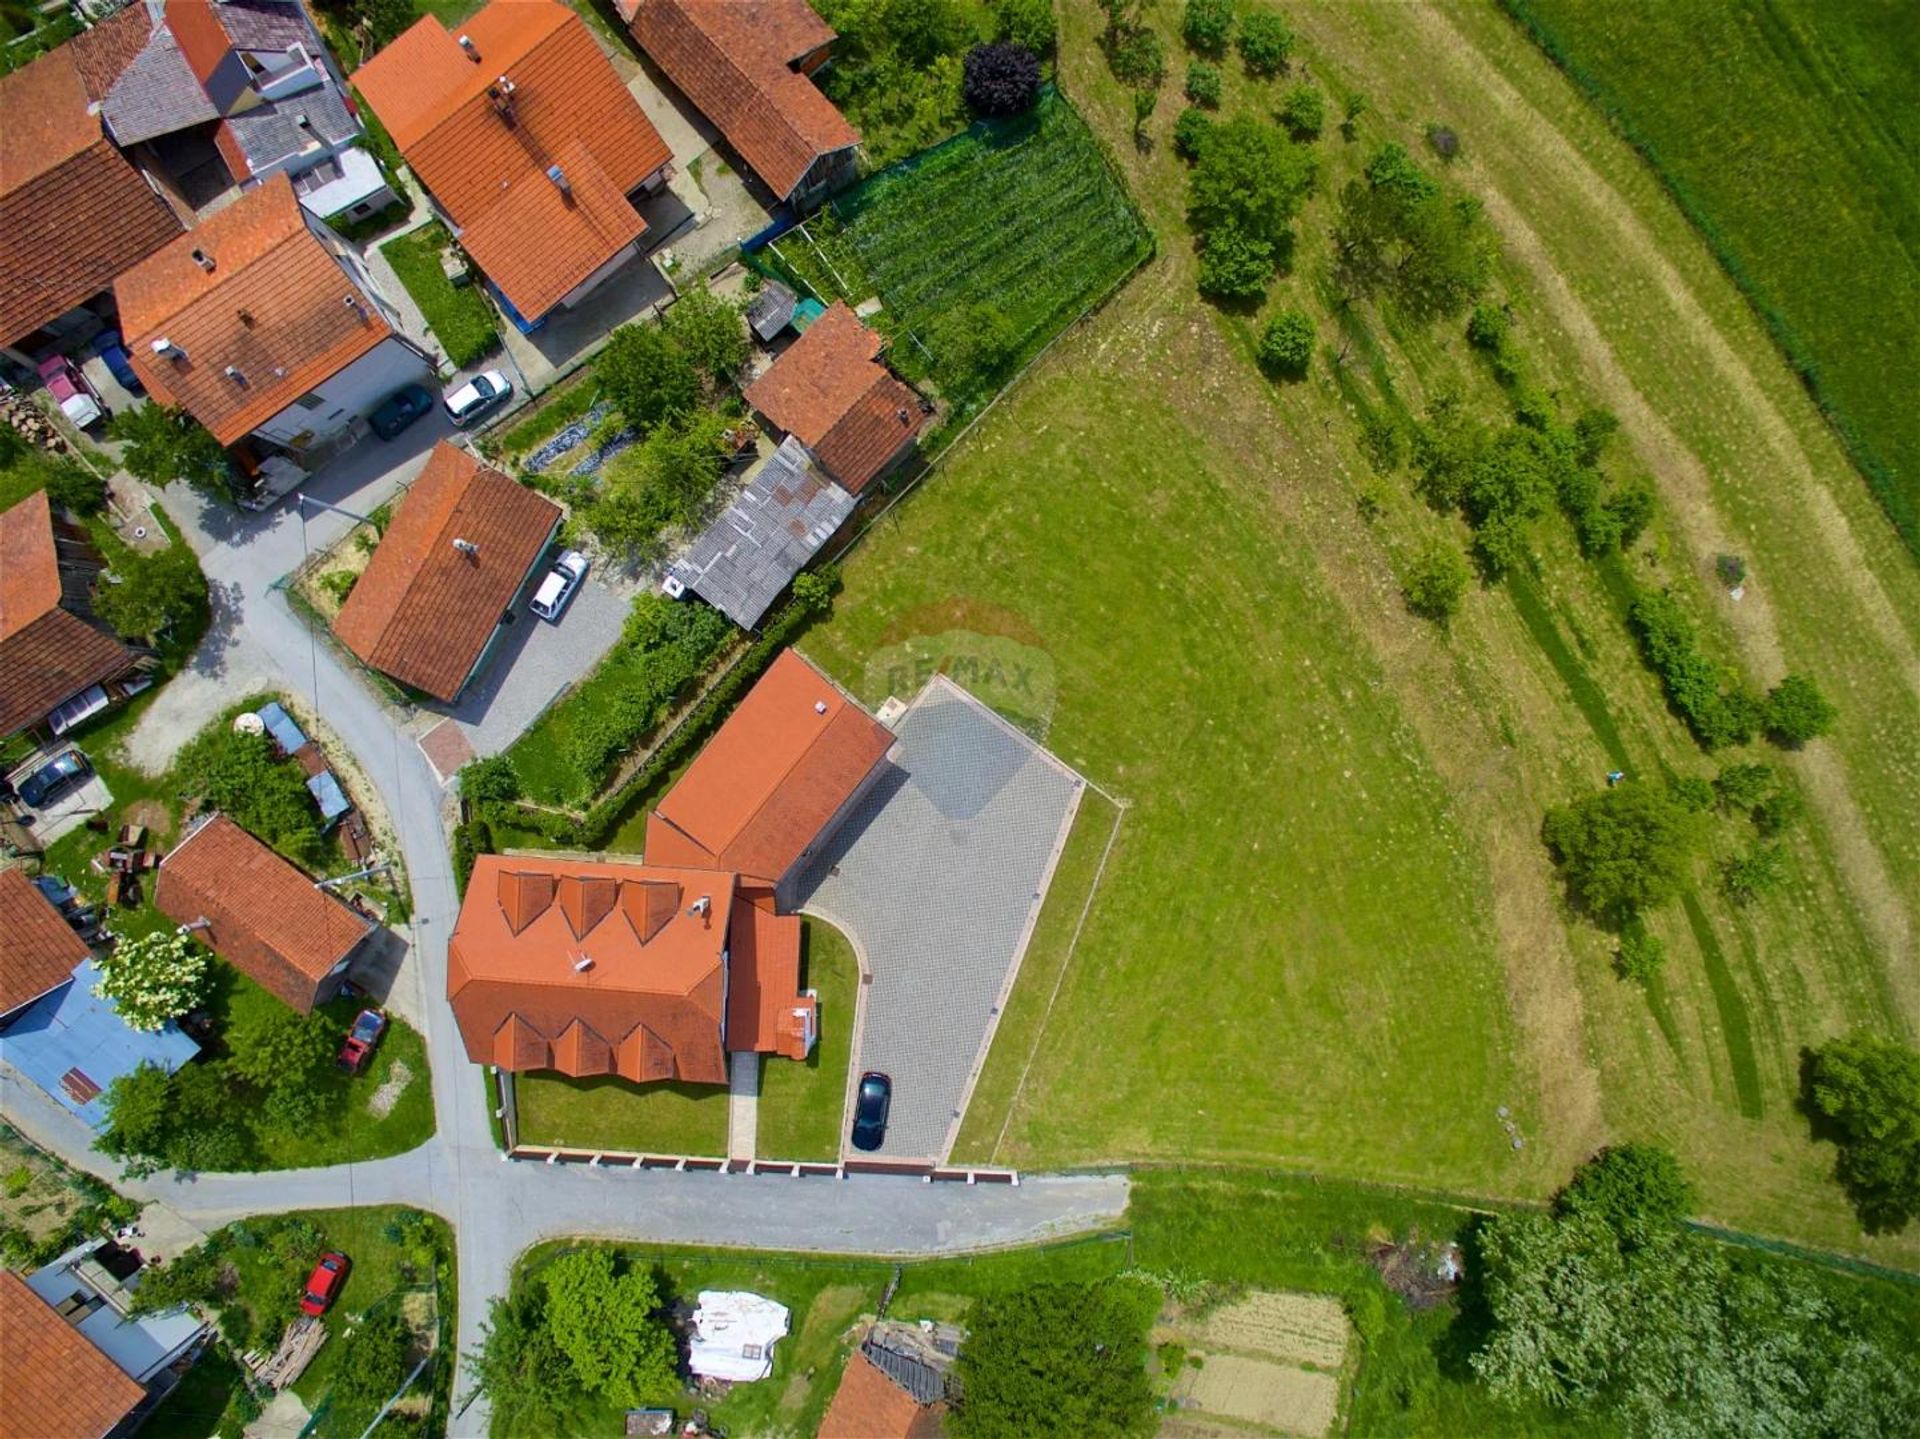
[94,930,210,1031]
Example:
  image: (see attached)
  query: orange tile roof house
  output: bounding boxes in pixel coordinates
[352,0,673,326]
[155,814,376,1013]
[0,490,146,740]
[0,867,90,1024]
[645,648,895,908]
[743,302,927,494]
[447,855,816,1087]
[0,1269,148,1439]
[0,42,184,350]
[116,173,430,461]
[622,0,859,209]
[334,441,561,702]
[821,1349,947,1439]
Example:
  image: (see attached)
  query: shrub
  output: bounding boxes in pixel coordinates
[963,41,1041,116]
[1605,482,1656,548]
[42,458,108,516]
[1257,308,1315,379]
[1541,780,1706,922]
[318,570,358,604]
[1181,0,1233,55]
[1401,541,1470,623]
[1613,925,1666,984]
[1279,83,1323,139]
[177,723,328,867]
[993,0,1055,54]
[1804,1032,1920,1232]
[1557,1143,1693,1247]
[1712,761,1774,814]
[1751,785,1805,838]
[1339,90,1366,140]
[1722,843,1788,903]
[461,754,521,804]
[1172,106,1215,160]
[1627,589,1762,749]
[1426,123,1461,160]
[1107,24,1165,88]
[1714,552,1747,588]
[955,1280,1156,1438]
[1466,302,1510,352]
[1184,60,1222,107]
[1235,10,1292,75]
[1195,224,1273,300]
[1764,672,1837,747]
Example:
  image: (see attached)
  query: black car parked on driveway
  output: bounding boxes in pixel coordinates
[850,1071,892,1152]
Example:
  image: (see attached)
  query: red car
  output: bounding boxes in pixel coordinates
[337,1008,387,1074]
[299,1251,350,1317]
[37,354,104,429]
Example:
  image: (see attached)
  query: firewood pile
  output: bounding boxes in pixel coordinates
[0,390,69,454]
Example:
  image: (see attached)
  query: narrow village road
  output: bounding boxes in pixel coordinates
[4,448,1128,1435]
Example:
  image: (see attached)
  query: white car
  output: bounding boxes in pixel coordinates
[442,369,511,426]
[529,550,589,622]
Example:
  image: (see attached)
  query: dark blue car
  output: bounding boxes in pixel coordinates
[850,1072,892,1152]
[18,750,91,810]
[370,383,433,440]
[92,330,143,394]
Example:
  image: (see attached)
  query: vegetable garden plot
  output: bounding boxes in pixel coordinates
[1190,1291,1351,1370]
[1175,1354,1341,1438]
[772,89,1149,411]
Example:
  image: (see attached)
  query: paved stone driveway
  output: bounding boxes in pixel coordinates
[800,678,1084,1163]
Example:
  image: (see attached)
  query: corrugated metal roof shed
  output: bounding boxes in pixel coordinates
[671,436,853,629]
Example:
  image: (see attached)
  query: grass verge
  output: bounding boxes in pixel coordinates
[515,1074,728,1156]
[381,222,499,368]
[753,917,858,1161]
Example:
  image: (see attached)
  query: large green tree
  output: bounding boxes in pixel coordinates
[1541,780,1705,923]
[1335,142,1489,318]
[596,324,699,435]
[661,282,748,387]
[109,404,234,500]
[91,543,208,644]
[1805,1032,1920,1232]
[471,1288,572,1433]
[226,1004,332,1094]
[1555,1143,1693,1250]
[541,1248,676,1408]
[176,728,326,868]
[953,1280,1156,1438]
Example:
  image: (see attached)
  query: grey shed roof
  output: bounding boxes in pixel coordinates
[224,83,358,171]
[670,435,853,630]
[745,280,797,341]
[100,26,218,145]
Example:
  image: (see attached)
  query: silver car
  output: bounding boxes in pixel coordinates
[442,369,511,426]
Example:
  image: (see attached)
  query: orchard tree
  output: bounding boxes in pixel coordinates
[1195,224,1273,300]
[110,404,234,500]
[1541,780,1705,923]
[1401,541,1470,624]
[1235,10,1292,75]
[964,41,1040,116]
[1334,142,1489,318]
[1764,672,1837,747]
[1805,1032,1920,1232]
[91,544,208,644]
[597,323,698,434]
[660,283,747,386]
[1181,0,1233,55]
[1184,60,1221,107]
[542,1248,676,1407]
[1172,106,1214,160]
[1279,83,1324,139]
[1257,308,1314,379]
[94,931,210,1031]
[992,0,1055,54]
[1188,117,1314,246]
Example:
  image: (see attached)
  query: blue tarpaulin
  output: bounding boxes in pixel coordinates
[256,701,308,755]
[0,960,199,1130]
[307,770,350,824]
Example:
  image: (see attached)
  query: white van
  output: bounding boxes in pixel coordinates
[529,550,589,622]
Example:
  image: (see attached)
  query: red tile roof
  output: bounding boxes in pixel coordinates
[0,46,184,344]
[352,0,670,319]
[0,492,137,738]
[726,887,811,1060]
[646,648,892,887]
[0,1270,146,1439]
[626,0,857,200]
[115,174,393,444]
[0,867,87,1018]
[155,815,373,1013]
[821,1350,946,1439]
[744,303,924,493]
[334,442,559,701]
[449,855,745,1085]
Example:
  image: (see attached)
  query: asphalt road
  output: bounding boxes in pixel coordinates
[7,443,1130,1436]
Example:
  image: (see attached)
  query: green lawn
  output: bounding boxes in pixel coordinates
[515,1073,727,1156]
[753,918,858,1161]
[1501,0,1920,554]
[381,222,499,368]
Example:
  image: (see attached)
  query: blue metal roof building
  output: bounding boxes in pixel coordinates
[0,959,199,1130]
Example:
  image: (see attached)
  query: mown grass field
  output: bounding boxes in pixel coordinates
[804,0,1920,1263]
[1501,0,1920,553]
